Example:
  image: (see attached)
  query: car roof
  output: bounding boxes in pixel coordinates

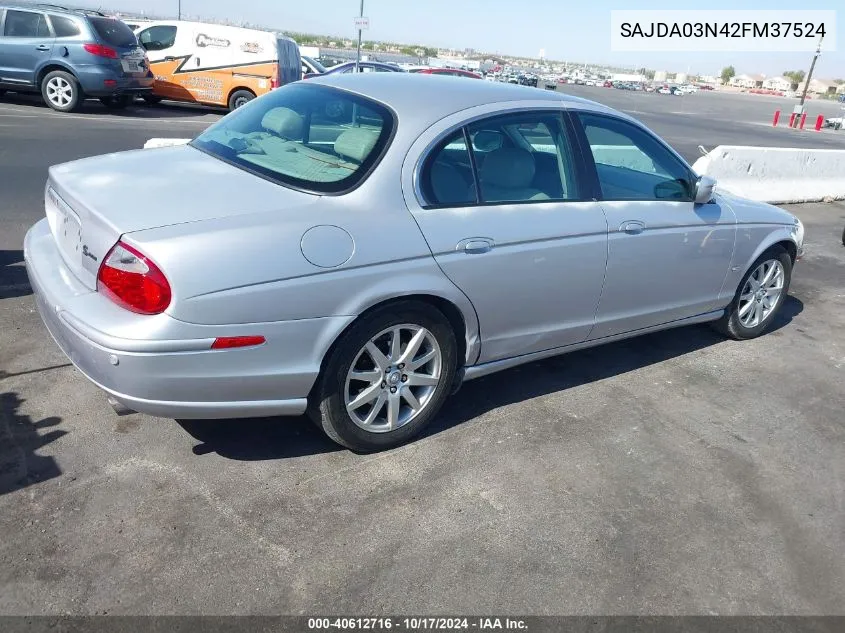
[3,3,102,17]
[311,72,616,127]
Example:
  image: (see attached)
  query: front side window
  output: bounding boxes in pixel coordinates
[192,83,393,194]
[577,113,693,201]
[4,10,50,37]
[49,15,81,38]
[138,25,177,51]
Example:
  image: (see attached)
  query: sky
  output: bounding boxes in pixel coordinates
[72,0,842,78]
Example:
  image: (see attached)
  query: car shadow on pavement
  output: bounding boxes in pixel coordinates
[0,250,31,299]
[423,296,805,441]
[176,415,343,460]
[175,297,803,459]
[0,392,65,496]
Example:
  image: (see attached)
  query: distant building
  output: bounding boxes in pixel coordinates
[796,78,839,95]
[762,76,792,91]
[674,72,687,84]
[730,74,765,89]
[611,73,646,82]
[653,70,667,82]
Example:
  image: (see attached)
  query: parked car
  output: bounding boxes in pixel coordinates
[133,20,300,110]
[657,86,673,95]
[0,4,153,111]
[414,67,481,79]
[602,80,613,88]
[304,61,405,79]
[301,55,326,77]
[25,74,804,451]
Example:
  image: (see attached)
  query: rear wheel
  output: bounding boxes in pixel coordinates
[0,89,6,98]
[41,70,83,112]
[713,246,792,340]
[142,94,162,105]
[228,89,255,111]
[310,302,457,452]
[99,95,132,109]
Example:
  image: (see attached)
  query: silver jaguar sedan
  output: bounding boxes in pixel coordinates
[24,74,804,451]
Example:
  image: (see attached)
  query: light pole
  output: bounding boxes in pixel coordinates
[355,0,364,72]
[177,0,181,20]
[793,35,823,127]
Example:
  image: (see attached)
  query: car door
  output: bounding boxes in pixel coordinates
[0,8,54,87]
[572,111,736,339]
[407,109,609,363]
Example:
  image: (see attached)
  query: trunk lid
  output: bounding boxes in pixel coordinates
[46,145,318,290]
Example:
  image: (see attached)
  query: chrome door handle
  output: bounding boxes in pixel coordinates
[620,221,645,235]
[36,44,51,51]
[458,238,494,254]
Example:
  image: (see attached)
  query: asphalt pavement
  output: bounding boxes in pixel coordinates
[1,88,844,615]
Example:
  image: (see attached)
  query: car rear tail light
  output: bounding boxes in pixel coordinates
[271,76,280,89]
[103,79,117,87]
[84,43,119,59]
[97,241,171,315]
[211,336,266,349]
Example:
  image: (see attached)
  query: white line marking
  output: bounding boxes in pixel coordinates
[0,113,39,118]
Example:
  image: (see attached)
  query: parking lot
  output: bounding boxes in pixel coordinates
[1,87,845,615]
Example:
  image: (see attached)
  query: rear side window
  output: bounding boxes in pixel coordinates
[421,131,477,207]
[88,17,137,47]
[137,25,177,51]
[4,10,50,37]
[191,83,394,194]
[49,15,81,38]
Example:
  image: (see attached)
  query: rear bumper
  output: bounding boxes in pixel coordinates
[75,66,154,96]
[24,219,350,419]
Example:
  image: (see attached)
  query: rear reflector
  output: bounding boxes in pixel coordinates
[211,336,266,350]
[104,79,117,87]
[84,43,119,59]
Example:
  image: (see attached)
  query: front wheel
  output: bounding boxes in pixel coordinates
[41,70,83,112]
[713,246,792,340]
[310,302,458,452]
[143,95,163,105]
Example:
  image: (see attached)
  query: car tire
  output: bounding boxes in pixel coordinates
[41,70,83,112]
[143,95,163,105]
[713,245,792,340]
[0,89,6,98]
[99,95,131,109]
[228,89,255,111]
[310,301,458,452]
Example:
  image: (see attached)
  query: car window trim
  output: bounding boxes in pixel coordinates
[570,110,697,202]
[417,107,592,210]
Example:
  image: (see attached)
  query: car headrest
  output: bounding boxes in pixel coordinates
[261,107,303,139]
[479,147,536,189]
[334,128,379,163]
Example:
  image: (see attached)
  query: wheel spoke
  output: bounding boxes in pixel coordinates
[389,327,402,363]
[365,341,390,371]
[760,262,776,286]
[739,300,754,318]
[386,392,401,430]
[402,387,422,411]
[407,349,436,371]
[406,372,438,387]
[753,301,763,326]
[346,381,382,413]
[740,291,755,302]
[362,393,387,426]
[349,368,382,384]
[399,329,426,365]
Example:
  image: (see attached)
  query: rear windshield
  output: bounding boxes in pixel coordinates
[88,17,137,47]
[191,83,395,194]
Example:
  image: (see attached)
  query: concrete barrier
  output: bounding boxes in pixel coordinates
[692,145,845,204]
[143,138,191,149]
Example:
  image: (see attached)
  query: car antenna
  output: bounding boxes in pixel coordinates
[698,145,710,156]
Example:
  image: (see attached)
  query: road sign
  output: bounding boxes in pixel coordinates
[354,16,370,30]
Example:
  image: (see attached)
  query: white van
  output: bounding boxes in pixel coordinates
[133,20,301,110]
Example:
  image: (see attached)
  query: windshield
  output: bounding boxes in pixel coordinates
[191,83,394,194]
[89,17,138,48]
[303,56,327,73]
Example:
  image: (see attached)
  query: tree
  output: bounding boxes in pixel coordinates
[782,70,806,85]
[720,66,735,84]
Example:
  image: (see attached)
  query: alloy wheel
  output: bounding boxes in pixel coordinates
[738,259,784,328]
[46,77,73,108]
[344,324,442,433]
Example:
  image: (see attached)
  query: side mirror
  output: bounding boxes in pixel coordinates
[694,175,717,204]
